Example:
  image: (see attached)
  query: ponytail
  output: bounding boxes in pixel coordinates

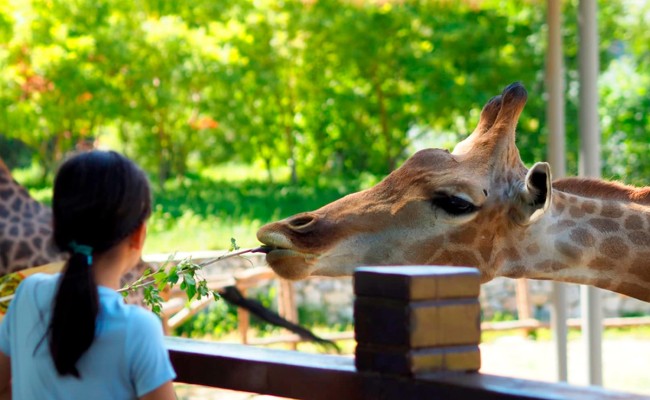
[49,252,99,377]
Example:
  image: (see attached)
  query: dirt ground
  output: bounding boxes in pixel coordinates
[174,336,650,399]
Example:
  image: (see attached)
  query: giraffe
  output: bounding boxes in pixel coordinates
[257,82,650,303]
[0,158,63,271]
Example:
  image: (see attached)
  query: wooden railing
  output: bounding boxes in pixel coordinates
[165,266,649,400]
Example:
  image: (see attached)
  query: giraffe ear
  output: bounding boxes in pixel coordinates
[510,162,552,225]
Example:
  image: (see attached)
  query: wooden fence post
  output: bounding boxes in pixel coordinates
[354,266,482,376]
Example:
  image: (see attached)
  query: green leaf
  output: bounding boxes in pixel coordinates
[186,284,197,301]
[153,270,167,283]
[168,266,179,284]
[183,273,195,286]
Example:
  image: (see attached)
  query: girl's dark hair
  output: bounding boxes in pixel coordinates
[48,150,151,377]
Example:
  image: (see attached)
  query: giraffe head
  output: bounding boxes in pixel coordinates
[257,83,552,281]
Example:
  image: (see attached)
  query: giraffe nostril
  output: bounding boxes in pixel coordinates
[287,214,317,231]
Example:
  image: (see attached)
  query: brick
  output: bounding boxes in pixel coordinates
[354,297,481,348]
[354,266,480,301]
[356,344,481,375]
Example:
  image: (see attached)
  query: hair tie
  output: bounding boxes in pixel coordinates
[69,241,93,265]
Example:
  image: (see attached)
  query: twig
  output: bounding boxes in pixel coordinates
[197,246,269,268]
[117,279,156,293]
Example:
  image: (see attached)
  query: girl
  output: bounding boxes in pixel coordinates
[0,151,176,399]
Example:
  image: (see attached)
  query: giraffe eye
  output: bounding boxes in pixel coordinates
[432,195,478,216]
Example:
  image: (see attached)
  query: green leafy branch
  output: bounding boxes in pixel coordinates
[119,239,269,315]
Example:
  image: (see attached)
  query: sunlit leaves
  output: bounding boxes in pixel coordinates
[1,0,648,188]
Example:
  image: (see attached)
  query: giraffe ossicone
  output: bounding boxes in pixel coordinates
[257,82,650,303]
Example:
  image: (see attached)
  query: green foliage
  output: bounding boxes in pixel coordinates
[488,311,518,323]
[620,310,646,318]
[4,0,649,186]
[144,170,367,252]
[174,284,282,339]
[120,256,220,316]
[297,304,353,333]
[174,297,239,338]
[174,283,353,339]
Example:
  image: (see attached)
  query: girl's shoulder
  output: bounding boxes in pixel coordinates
[22,272,59,286]
[16,273,59,298]
[124,305,165,334]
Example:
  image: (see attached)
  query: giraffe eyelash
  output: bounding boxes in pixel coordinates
[431,194,479,216]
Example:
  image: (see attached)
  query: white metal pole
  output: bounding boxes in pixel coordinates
[546,0,568,383]
[578,0,603,386]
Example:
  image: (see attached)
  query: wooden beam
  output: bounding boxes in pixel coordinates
[166,337,646,400]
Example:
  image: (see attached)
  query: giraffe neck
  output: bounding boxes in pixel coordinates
[0,160,61,272]
[498,179,650,302]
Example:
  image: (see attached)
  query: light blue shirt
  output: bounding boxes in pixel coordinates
[0,273,176,399]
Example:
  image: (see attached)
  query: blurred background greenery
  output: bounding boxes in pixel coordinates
[1,0,650,253]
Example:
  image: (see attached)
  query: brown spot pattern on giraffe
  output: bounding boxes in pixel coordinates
[601,204,624,219]
[8,225,18,236]
[569,206,586,219]
[629,253,650,278]
[448,226,478,245]
[502,264,526,278]
[552,202,566,216]
[406,236,446,262]
[588,218,619,233]
[546,220,576,234]
[0,188,13,200]
[625,215,644,230]
[592,278,613,290]
[600,236,629,259]
[23,222,35,237]
[628,231,650,247]
[14,242,32,261]
[526,243,540,255]
[535,260,569,272]
[11,197,22,213]
[580,200,598,214]
[569,228,596,247]
[505,247,522,262]
[587,256,612,271]
[555,240,583,262]
[439,250,481,268]
[478,240,493,263]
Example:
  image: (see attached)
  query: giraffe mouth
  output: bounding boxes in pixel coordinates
[256,244,317,280]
